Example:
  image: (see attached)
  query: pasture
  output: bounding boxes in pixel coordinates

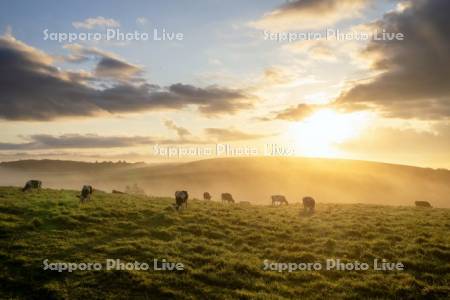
[0,186,449,299]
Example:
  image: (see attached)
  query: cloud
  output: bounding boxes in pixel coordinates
[0,127,274,150]
[335,0,450,120]
[204,128,272,141]
[72,16,120,29]
[283,40,339,62]
[63,44,142,80]
[261,103,323,121]
[0,150,156,162]
[0,35,257,121]
[0,134,154,150]
[0,134,209,150]
[250,0,369,31]
[164,120,191,138]
[169,83,255,115]
[284,27,370,66]
[95,56,142,79]
[136,17,148,26]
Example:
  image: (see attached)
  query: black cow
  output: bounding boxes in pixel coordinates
[203,192,212,201]
[415,201,432,208]
[175,191,188,210]
[78,185,93,203]
[221,193,235,204]
[22,180,42,192]
[302,196,315,214]
[271,195,288,206]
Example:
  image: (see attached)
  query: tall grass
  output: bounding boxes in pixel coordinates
[0,187,449,299]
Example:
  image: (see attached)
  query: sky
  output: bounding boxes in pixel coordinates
[0,0,449,169]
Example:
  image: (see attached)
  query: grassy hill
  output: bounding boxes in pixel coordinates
[1,157,450,207]
[0,187,449,299]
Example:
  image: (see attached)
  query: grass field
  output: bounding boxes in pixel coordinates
[0,186,449,299]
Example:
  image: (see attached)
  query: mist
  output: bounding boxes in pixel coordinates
[1,157,449,208]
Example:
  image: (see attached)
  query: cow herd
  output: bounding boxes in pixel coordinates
[175,190,316,213]
[20,180,434,210]
[202,192,236,203]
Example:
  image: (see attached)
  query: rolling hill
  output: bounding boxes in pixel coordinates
[1,157,449,207]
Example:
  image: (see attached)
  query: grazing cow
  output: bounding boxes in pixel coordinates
[175,191,189,211]
[415,201,432,208]
[302,196,315,214]
[271,195,288,206]
[221,193,235,204]
[22,180,42,192]
[203,192,212,201]
[78,185,93,203]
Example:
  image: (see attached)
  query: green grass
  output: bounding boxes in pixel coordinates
[0,186,449,299]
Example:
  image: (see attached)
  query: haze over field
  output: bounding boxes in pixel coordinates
[2,157,449,208]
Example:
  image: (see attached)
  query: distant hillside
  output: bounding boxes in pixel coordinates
[1,157,449,207]
[0,159,145,172]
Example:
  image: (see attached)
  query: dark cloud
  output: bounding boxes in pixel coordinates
[95,56,142,79]
[0,126,272,150]
[0,36,256,121]
[0,133,211,150]
[169,83,254,115]
[0,36,102,120]
[63,44,142,80]
[0,151,152,162]
[336,0,450,120]
[0,134,155,150]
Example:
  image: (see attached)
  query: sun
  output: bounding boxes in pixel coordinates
[287,109,370,157]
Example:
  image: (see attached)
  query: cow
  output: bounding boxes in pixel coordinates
[302,196,315,214]
[22,180,42,192]
[175,191,188,211]
[221,193,235,204]
[271,195,288,206]
[415,201,432,208]
[203,192,212,201]
[78,185,93,203]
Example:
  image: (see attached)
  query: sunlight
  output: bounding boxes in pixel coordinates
[287,109,370,157]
